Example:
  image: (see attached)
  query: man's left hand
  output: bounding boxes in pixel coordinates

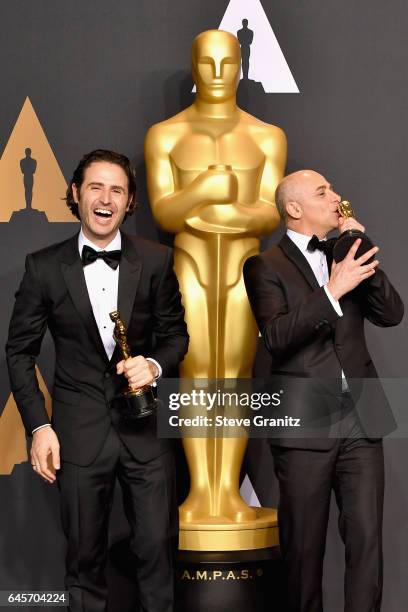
[117,356,158,389]
[338,216,365,233]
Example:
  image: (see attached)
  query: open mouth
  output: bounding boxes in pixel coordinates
[94,208,113,218]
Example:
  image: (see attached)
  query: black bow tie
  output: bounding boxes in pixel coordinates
[307,235,335,256]
[81,245,121,270]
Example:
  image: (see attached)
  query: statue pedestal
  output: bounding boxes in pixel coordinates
[175,508,287,611]
[109,509,287,612]
[175,547,287,612]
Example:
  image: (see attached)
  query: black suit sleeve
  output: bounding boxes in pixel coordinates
[360,268,404,327]
[149,249,189,376]
[5,254,50,434]
[243,254,340,360]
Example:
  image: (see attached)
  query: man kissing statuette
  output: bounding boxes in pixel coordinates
[333,200,375,263]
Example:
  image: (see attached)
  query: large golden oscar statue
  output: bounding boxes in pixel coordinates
[145,30,287,550]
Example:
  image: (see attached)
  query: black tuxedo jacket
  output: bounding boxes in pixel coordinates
[6,231,189,466]
[244,234,404,449]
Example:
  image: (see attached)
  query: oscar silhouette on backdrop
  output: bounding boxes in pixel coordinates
[10,148,47,224]
[20,147,37,210]
[235,20,265,111]
[237,19,253,80]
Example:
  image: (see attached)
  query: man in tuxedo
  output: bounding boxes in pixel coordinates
[243,170,403,612]
[6,149,189,612]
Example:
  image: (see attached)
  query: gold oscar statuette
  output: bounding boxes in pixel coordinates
[145,29,287,550]
[109,310,156,419]
[333,200,375,262]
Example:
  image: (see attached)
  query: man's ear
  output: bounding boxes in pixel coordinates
[72,183,79,204]
[126,196,133,212]
[286,200,302,220]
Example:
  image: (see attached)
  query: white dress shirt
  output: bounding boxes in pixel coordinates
[79,230,120,360]
[286,229,342,315]
[286,229,347,389]
[32,229,161,434]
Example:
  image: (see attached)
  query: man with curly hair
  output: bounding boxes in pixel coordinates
[6,150,189,612]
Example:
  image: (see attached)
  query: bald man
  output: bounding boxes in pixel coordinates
[243,170,403,612]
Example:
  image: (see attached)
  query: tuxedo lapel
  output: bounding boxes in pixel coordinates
[279,234,320,291]
[117,232,142,329]
[110,232,142,363]
[60,235,109,364]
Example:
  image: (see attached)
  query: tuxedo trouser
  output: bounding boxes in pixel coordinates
[57,426,178,612]
[271,396,384,612]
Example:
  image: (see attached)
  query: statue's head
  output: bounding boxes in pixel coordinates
[192,30,241,102]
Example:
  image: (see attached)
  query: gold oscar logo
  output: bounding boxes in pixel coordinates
[0,96,77,222]
[0,367,52,475]
[218,0,299,92]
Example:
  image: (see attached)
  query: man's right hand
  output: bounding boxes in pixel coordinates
[31,427,60,484]
[327,239,379,301]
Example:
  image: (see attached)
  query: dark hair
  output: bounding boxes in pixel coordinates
[65,149,137,220]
